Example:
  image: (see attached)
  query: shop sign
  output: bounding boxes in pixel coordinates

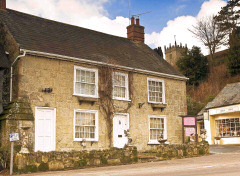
[183,117,195,126]
[185,127,195,136]
[210,105,240,115]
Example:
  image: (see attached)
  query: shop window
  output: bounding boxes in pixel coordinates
[215,118,240,137]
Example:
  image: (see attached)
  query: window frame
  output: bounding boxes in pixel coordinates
[112,72,129,101]
[215,118,240,137]
[73,66,98,98]
[148,115,167,144]
[73,109,99,142]
[147,77,165,104]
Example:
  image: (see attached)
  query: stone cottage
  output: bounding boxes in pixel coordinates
[198,82,240,145]
[0,1,187,152]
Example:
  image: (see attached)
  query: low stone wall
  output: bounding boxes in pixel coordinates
[138,142,209,162]
[14,147,138,173]
[11,143,209,174]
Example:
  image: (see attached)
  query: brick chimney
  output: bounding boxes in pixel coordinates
[0,0,6,10]
[127,17,145,43]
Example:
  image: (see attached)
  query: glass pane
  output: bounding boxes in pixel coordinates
[121,75,125,86]
[90,72,95,84]
[85,84,90,95]
[80,83,85,94]
[86,71,90,83]
[75,83,81,94]
[90,85,95,95]
[81,70,86,82]
[121,87,125,98]
[75,132,80,138]
[76,70,81,82]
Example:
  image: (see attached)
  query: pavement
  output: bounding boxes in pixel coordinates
[210,144,240,154]
[16,145,240,176]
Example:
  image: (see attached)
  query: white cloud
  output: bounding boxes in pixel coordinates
[146,0,227,56]
[146,16,199,54]
[7,0,129,37]
[197,0,226,19]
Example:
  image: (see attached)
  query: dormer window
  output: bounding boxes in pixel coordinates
[113,72,129,101]
[74,66,98,98]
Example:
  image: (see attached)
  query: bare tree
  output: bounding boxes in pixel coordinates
[189,16,227,62]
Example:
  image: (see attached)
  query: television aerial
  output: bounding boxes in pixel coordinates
[131,11,152,18]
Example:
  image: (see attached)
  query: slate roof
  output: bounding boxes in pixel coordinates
[0,9,185,78]
[197,82,240,120]
[206,82,240,110]
[0,44,10,68]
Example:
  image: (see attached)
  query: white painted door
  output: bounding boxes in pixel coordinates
[113,114,129,148]
[35,107,56,152]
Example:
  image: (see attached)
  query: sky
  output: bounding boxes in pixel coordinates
[7,0,228,57]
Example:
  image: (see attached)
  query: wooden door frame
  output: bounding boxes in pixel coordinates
[35,106,56,152]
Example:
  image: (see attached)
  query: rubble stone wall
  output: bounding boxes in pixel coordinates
[11,143,209,174]
[13,147,138,173]
[138,142,209,162]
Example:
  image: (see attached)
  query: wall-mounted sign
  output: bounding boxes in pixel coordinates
[9,133,19,142]
[185,127,195,136]
[183,117,195,126]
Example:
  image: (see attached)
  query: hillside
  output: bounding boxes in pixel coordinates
[187,53,240,115]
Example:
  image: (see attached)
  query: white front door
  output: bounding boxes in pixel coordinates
[35,107,56,152]
[113,114,129,148]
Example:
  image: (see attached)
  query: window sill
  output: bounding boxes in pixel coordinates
[74,96,99,105]
[74,139,98,142]
[113,98,131,102]
[73,94,99,98]
[148,103,167,111]
[147,141,160,145]
[148,141,169,145]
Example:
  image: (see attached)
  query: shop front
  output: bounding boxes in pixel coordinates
[204,104,240,144]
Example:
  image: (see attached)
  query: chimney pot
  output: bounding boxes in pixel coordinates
[131,17,135,25]
[0,0,6,10]
[136,18,140,25]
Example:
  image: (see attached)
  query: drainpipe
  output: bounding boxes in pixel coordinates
[10,50,26,102]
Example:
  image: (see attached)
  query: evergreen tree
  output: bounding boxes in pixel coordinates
[214,0,240,40]
[227,27,240,75]
[176,46,208,86]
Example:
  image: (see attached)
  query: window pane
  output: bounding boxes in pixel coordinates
[80,70,86,82]
[90,72,95,83]
[120,87,125,98]
[148,80,163,103]
[76,70,81,82]
[90,85,95,95]
[80,83,85,94]
[113,73,128,99]
[75,68,97,96]
[149,117,165,141]
[75,82,81,94]
[86,71,90,83]
[75,111,97,140]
